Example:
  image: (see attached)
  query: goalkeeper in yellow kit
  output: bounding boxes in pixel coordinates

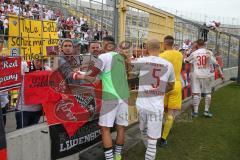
[158,36,183,147]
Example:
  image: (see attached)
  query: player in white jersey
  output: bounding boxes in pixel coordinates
[131,39,175,160]
[185,39,224,117]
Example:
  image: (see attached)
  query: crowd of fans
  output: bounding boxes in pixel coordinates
[0,0,109,50]
[0,0,111,130]
[0,1,224,132]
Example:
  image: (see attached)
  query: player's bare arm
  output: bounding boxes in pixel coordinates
[73,66,101,83]
[165,82,175,93]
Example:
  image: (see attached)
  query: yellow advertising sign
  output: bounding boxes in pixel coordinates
[8,15,59,60]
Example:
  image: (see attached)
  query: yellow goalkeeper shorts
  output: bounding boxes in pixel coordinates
[164,81,182,110]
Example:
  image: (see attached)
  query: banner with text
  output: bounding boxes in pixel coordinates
[49,119,101,160]
[0,56,21,92]
[46,71,102,159]
[23,70,102,135]
[24,71,54,105]
[8,15,59,60]
[43,76,102,137]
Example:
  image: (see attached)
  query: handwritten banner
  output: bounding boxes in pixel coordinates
[24,71,53,105]
[0,56,21,92]
[8,15,59,60]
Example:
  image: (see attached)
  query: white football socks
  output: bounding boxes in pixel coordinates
[205,94,211,112]
[145,139,157,160]
[193,95,201,113]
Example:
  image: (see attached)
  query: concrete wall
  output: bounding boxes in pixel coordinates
[6,123,81,160]
[223,67,238,81]
[6,67,238,160]
[212,67,238,87]
[7,124,51,160]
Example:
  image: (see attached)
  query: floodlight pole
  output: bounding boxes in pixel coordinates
[113,0,119,44]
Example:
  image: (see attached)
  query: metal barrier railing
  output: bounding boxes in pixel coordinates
[174,16,240,69]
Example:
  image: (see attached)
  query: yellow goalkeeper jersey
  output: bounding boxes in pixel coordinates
[159,50,183,81]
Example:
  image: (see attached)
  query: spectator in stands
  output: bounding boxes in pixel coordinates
[184,41,198,58]
[65,30,71,39]
[93,23,100,41]
[76,32,82,40]
[75,18,82,33]
[66,17,74,31]
[140,42,148,57]
[206,21,221,32]
[80,17,85,26]
[56,16,64,27]
[173,44,180,50]
[13,3,22,15]
[80,41,101,72]
[57,27,63,38]
[9,4,15,15]
[81,20,89,32]
[24,0,30,5]
[0,6,2,15]
[19,0,25,5]
[70,29,75,39]
[55,9,61,17]
[57,17,67,38]
[2,4,9,14]
[31,4,40,19]
[23,5,33,18]
[215,52,224,72]
[15,59,51,129]
[74,41,81,55]
[132,45,142,58]
[53,39,82,86]
[72,17,78,26]
[201,23,209,42]
[88,41,101,57]
[0,17,4,50]
[84,29,92,41]
[182,39,191,50]
[3,15,8,48]
[0,91,9,126]
[45,8,54,20]
[100,25,108,40]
